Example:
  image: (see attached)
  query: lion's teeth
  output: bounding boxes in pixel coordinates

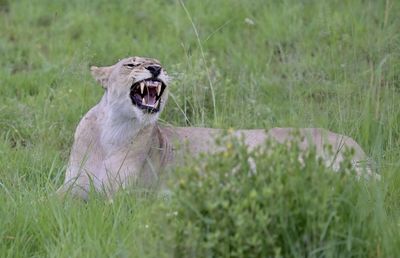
[142,98,146,105]
[140,82,145,94]
[155,100,159,107]
[157,85,161,96]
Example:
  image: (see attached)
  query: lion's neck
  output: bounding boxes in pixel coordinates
[99,100,157,153]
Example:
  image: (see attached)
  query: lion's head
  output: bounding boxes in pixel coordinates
[90,56,169,125]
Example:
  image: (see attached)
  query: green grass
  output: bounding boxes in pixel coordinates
[0,0,399,257]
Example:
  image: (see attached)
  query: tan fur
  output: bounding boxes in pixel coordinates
[58,57,375,200]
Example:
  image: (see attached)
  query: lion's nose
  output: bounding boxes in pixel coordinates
[146,65,162,77]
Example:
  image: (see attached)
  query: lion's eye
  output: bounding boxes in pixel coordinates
[124,63,138,68]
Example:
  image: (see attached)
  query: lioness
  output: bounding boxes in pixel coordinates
[58,56,373,199]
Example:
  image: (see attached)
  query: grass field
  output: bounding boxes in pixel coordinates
[0,0,400,257]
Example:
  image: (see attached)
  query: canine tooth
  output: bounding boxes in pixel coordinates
[140,82,145,94]
[155,100,159,107]
[157,85,161,96]
[142,98,146,105]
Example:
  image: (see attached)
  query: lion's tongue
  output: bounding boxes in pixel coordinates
[144,88,157,106]
[145,96,156,105]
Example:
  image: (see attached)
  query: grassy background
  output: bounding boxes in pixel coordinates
[0,0,399,257]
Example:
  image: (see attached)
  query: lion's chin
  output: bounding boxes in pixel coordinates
[129,79,166,113]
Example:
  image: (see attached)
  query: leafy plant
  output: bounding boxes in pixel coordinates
[169,134,385,257]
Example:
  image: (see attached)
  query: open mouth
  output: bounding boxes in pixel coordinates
[129,79,166,113]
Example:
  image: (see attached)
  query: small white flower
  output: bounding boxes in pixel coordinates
[248,157,257,176]
[244,18,255,26]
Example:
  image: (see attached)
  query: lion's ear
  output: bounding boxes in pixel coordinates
[90,65,114,89]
